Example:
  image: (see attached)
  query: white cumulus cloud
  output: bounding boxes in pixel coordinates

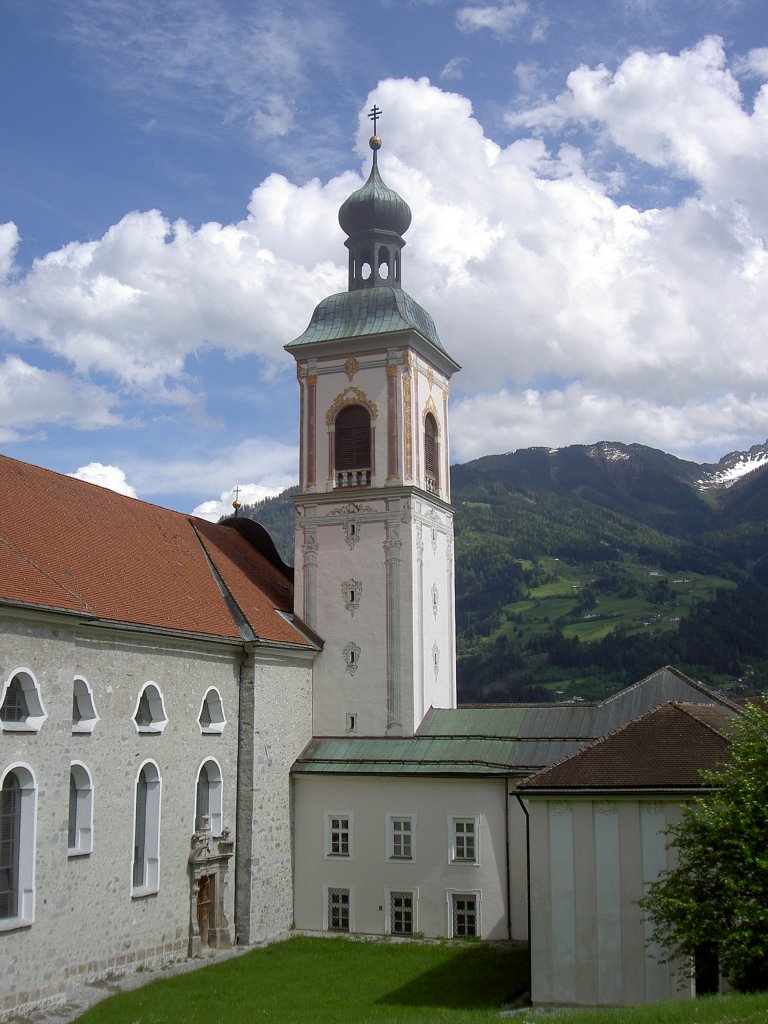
[456,2,529,39]
[3,51,768,476]
[69,463,138,497]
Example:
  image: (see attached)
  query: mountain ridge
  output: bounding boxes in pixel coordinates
[233,439,768,701]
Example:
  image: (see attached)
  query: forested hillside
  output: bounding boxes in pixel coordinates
[232,441,768,703]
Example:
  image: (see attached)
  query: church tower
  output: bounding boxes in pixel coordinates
[286,111,460,737]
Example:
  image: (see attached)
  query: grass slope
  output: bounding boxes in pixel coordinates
[72,937,768,1024]
[73,937,528,1024]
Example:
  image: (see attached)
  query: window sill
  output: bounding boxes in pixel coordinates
[68,848,92,859]
[388,856,413,862]
[0,721,43,733]
[131,886,159,899]
[0,917,33,933]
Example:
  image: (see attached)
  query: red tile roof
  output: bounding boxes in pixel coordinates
[0,454,311,647]
[519,702,735,792]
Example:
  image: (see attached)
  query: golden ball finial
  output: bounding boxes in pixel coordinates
[369,135,382,151]
[232,499,241,511]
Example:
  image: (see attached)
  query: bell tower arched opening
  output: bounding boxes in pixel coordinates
[334,405,372,488]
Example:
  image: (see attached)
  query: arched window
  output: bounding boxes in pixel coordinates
[0,670,47,732]
[0,764,36,926]
[335,405,371,487]
[72,676,99,734]
[132,683,168,734]
[198,688,226,735]
[68,762,93,856]
[424,413,439,493]
[194,759,223,835]
[132,761,161,895]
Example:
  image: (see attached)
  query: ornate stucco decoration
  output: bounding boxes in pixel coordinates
[343,641,361,675]
[327,502,376,517]
[432,642,440,678]
[325,386,378,425]
[422,394,440,429]
[431,583,439,619]
[302,532,319,564]
[427,366,434,390]
[344,357,359,381]
[402,367,413,480]
[342,579,362,616]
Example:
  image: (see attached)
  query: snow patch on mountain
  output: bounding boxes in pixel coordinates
[697,445,768,490]
[587,443,630,463]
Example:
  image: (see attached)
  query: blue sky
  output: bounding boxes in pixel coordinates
[1,0,767,518]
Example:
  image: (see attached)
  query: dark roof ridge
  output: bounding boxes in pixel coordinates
[0,535,94,614]
[599,665,740,712]
[672,700,739,738]
[518,699,733,790]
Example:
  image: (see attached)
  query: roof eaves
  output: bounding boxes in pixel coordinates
[0,597,98,621]
[521,785,723,799]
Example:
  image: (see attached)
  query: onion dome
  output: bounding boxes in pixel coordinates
[338,136,412,239]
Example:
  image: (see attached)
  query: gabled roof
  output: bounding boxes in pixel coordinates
[0,454,313,648]
[519,701,736,793]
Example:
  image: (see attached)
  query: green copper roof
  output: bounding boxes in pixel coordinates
[286,286,444,351]
[291,735,542,776]
[338,153,412,238]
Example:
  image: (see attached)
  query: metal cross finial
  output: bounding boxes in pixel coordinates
[368,104,382,134]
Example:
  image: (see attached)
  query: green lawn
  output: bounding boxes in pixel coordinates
[72,937,768,1024]
[73,937,529,1024]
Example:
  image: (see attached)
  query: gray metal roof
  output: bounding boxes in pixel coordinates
[291,668,737,779]
[291,734,587,777]
[285,286,444,351]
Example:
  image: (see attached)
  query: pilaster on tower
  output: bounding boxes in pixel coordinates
[285,116,460,739]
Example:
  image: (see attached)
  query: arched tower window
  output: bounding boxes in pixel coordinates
[335,405,371,487]
[0,765,36,924]
[132,683,168,734]
[194,759,223,835]
[68,762,94,856]
[424,413,439,493]
[132,761,161,895]
[72,676,99,734]
[1,670,47,733]
[198,688,226,734]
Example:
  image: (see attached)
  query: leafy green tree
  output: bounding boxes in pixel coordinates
[641,702,768,991]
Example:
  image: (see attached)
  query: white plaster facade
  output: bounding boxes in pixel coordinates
[290,336,459,737]
[525,796,690,1006]
[294,775,509,939]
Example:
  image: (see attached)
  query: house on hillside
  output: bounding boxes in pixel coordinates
[0,122,740,1018]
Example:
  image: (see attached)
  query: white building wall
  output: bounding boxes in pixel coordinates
[526,796,690,1007]
[293,775,509,939]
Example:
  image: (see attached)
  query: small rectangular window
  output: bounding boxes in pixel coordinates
[389,891,414,935]
[452,893,478,937]
[450,817,478,864]
[326,814,351,857]
[390,816,413,860]
[327,888,350,931]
